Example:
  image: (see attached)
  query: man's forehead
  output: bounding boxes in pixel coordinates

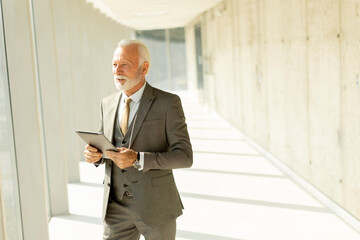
[113,44,138,58]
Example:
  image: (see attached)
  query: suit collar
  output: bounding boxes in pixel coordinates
[105,91,121,142]
[128,83,155,147]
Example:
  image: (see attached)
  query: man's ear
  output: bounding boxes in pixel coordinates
[141,61,149,75]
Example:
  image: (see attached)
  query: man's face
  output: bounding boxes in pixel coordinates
[112,45,142,92]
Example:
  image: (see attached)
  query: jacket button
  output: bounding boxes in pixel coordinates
[121,169,127,173]
[122,140,126,144]
[123,184,128,187]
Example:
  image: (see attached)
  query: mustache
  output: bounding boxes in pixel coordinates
[114,75,129,80]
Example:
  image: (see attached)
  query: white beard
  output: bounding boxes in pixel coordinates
[114,69,142,92]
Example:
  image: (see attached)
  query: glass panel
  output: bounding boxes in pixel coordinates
[0,0,23,238]
[194,25,204,89]
[136,28,188,90]
[169,28,187,90]
[136,29,168,89]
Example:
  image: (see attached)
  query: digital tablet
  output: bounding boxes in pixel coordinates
[76,130,117,159]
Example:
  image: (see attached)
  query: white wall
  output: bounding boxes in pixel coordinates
[186,0,360,221]
[51,0,134,183]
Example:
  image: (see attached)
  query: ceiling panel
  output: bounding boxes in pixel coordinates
[87,0,223,30]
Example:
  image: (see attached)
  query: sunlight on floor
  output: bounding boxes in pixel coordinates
[49,91,360,240]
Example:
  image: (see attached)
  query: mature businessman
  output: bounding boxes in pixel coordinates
[84,39,193,240]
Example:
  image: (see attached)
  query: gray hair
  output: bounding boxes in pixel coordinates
[117,39,151,74]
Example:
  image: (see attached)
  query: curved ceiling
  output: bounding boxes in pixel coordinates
[87,0,223,30]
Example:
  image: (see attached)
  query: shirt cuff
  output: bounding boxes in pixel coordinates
[138,152,144,171]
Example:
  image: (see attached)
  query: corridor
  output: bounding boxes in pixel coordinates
[49,91,360,240]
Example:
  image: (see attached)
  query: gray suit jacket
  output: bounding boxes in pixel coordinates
[97,83,193,226]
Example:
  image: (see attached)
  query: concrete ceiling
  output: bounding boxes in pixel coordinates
[87,0,223,30]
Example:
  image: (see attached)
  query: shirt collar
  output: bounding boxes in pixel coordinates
[122,81,147,104]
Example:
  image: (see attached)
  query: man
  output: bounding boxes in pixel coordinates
[84,39,193,240]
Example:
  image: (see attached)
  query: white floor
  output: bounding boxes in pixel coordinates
[49,91,360,240]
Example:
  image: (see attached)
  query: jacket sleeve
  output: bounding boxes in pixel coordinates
[143,95,193,172]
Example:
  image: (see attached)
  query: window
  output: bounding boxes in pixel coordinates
[0,0,23,238]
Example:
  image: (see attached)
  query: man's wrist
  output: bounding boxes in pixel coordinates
[133,152,141,169]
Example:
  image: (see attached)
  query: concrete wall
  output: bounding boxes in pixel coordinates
[2,0,133,238]
[185,0,360,221]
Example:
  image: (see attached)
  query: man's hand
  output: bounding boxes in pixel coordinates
[84,144,103,163]
[106,147,137,169]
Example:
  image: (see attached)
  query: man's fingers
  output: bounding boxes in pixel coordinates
[84,153,102,162]
[84,150,102,157]
[86,144,99,153]
[106,150,115,157]
[84,149,102,164]
[85,157,100,163]
[117,147,127,152]
[84,154,97,162]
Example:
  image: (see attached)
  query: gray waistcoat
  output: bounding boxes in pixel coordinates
[110,112,139,201]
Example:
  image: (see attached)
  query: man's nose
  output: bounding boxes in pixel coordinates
[114,65,122,75]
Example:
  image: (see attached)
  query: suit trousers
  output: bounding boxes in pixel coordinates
[103,194,176,240]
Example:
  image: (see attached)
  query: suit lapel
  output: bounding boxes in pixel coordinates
[105,92,122,143]
[129,83,155,145]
